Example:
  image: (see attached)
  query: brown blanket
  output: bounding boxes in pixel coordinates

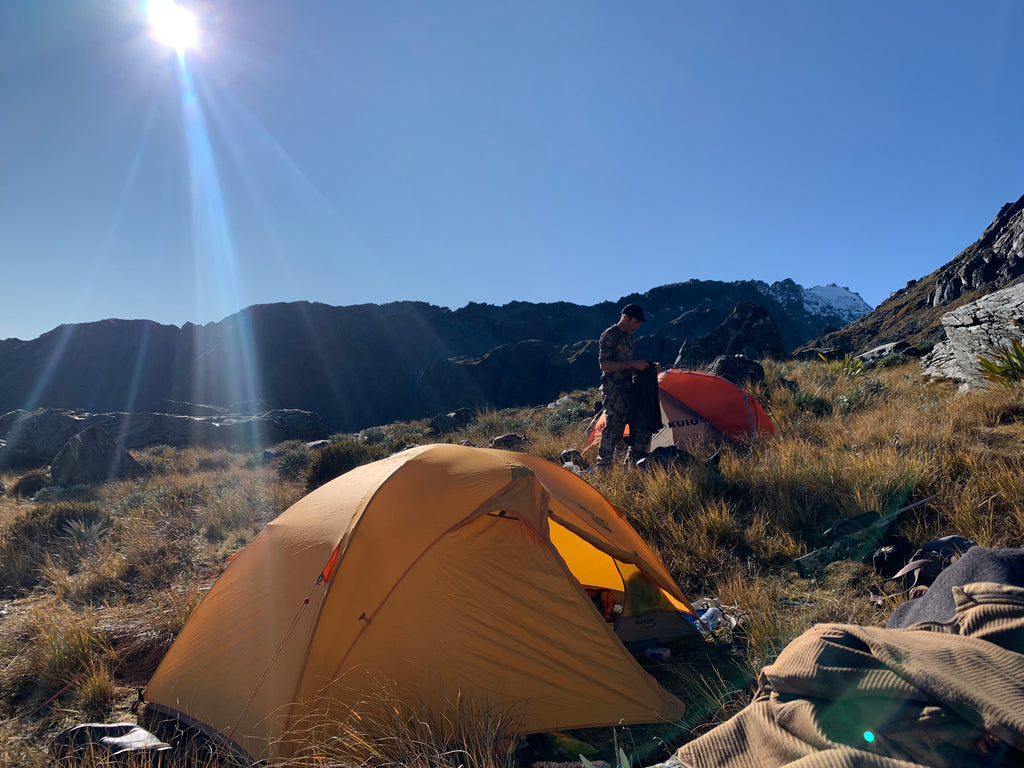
[665,582,1024,768]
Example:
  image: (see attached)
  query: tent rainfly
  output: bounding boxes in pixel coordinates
[143,444,698,761]
[586,369,775,454]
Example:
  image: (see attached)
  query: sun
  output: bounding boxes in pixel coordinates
[146,0,198,54]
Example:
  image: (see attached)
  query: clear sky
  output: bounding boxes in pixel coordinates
[2,1,1022,342]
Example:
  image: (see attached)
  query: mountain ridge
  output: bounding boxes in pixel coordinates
[0,280,866,433]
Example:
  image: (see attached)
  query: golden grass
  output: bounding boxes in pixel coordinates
[1,360,1023,766]
[278,683,520,768]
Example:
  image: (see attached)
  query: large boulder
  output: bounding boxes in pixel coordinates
[0,409,93,467]
[922,279,1024,389]
[51,425,144,486]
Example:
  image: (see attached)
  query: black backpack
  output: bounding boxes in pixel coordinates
[870,535,912,579]
[889,535,977,595]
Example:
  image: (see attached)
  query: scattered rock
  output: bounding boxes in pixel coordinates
[447,407,476,425]
[707,355,765,386]
[490,433,527,451]
[50,425,144,486]
[857,341,917,362]
[429,413,461,433]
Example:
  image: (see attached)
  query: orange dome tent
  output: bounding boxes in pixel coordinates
[143,444,698,762]
[585,369,775,454]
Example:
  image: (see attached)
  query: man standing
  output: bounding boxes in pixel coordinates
[596,304,654,469]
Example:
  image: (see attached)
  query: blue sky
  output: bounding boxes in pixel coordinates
[2,1,1022,341]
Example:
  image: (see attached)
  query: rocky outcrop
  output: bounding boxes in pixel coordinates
[149,399,228,417]
[801,191,1024,357]
[0,406,330,467]
[674,303,787,368]
[50,424,144,486]
[927,196,1024,307]
[921,279,1024,389]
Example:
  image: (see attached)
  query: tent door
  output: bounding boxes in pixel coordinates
[615,611,698,652]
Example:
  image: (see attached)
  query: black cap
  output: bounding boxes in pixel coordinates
[621,303,647,322]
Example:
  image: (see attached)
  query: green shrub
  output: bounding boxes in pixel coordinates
[818,352,864,377]
[871,353,911,369]
[977,339,1024,388]
[543,398,591,436]
[360,426,388,445]
[793,391,832,417]
[276,445,312,481]
[10,469,48,498]
[834,377,885,414]
[4,501,111,543]
[305,438,377,491]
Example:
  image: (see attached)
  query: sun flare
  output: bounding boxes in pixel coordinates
[146,0,198,53]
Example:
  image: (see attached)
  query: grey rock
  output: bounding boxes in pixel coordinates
[858,341,917,362]
[51,424,143,486]
[447,407,476,426]
[429,413,461,433]
[922,279,1024,389]
[260,409,331,441]
[707,355,765,386]
[489,433,527,451]
[0,409,92,466]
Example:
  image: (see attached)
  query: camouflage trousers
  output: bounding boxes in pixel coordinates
[597,382,652,466]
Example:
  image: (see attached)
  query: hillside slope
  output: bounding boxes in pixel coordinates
[801,192,1024,355]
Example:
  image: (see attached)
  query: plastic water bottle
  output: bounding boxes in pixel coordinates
[563,461,582,475]
[697,606,723,633]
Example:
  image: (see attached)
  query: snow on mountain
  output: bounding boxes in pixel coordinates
[802,284,873,322]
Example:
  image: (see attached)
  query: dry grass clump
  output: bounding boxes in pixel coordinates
[278,684,519,768]
[1,358,1023,766]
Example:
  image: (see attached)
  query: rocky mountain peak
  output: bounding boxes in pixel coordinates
[927,194,1024,307]
[799,191,1024,356]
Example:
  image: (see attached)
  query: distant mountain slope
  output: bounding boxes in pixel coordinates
[802,192,1024,355]
[0,279,869,433]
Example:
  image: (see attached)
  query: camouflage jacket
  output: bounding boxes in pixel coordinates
[598,324,633,388]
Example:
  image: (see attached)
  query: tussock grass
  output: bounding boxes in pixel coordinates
[2,358,1024,766]
[278,684,519,768]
